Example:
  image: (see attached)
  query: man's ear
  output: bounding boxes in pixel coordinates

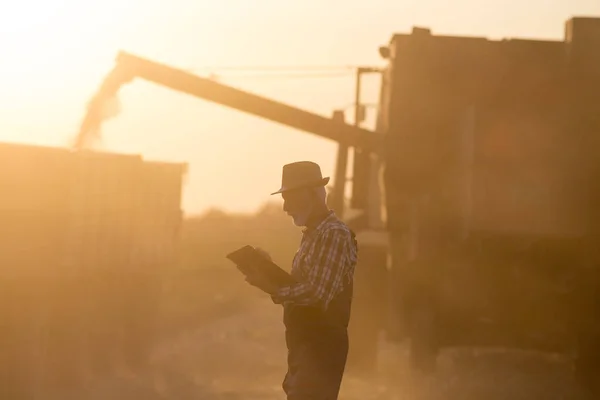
[311,186,327,203]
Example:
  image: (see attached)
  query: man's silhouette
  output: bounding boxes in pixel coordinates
[246,161,358,400]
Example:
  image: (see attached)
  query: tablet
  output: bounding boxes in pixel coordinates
[226,245,296,287]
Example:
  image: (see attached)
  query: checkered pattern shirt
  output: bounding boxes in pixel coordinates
[271,211,358,310]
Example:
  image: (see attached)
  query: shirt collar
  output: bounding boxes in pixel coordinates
[302,210,336,235]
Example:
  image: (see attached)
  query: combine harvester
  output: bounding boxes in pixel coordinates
[0,142,185,397]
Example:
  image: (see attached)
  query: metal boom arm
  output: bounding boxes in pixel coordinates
[108,51,381,152]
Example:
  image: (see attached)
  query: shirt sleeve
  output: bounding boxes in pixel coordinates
[271,228,351,309]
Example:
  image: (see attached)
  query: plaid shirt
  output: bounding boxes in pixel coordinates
[272,211,358,310]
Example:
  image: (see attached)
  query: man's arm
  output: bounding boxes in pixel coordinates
[271,228,351,309]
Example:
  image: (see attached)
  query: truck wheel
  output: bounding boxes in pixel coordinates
[408,307,438,373]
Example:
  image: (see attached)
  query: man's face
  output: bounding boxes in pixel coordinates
[282,188,314,226]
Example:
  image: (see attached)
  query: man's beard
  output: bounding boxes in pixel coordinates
[292,215,306,226]
[290,205,313,227]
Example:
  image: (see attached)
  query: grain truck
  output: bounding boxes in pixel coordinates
[75,15,600,394]
[0,142,186,397]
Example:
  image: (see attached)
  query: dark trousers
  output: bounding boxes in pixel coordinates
[283,329,349,400]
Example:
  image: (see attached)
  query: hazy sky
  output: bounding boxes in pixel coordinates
[1,0,598,215]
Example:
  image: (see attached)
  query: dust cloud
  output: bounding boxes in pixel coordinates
[33,207,592,400]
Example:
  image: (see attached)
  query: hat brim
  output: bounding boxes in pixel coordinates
[270,177,330,196]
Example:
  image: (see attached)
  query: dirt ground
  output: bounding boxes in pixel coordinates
[47,268,593,400]
[66,304,592,399]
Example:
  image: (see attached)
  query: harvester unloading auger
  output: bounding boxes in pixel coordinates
[73,52,382,152]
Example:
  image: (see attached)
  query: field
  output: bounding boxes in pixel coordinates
[135,204,592,400]
[10,202,595,399]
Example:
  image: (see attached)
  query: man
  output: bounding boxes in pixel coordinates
[246,161,358,400]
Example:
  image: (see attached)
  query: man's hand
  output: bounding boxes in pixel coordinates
[245,272,279,294]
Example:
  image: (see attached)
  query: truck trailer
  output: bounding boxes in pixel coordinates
[0,142,186,397]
